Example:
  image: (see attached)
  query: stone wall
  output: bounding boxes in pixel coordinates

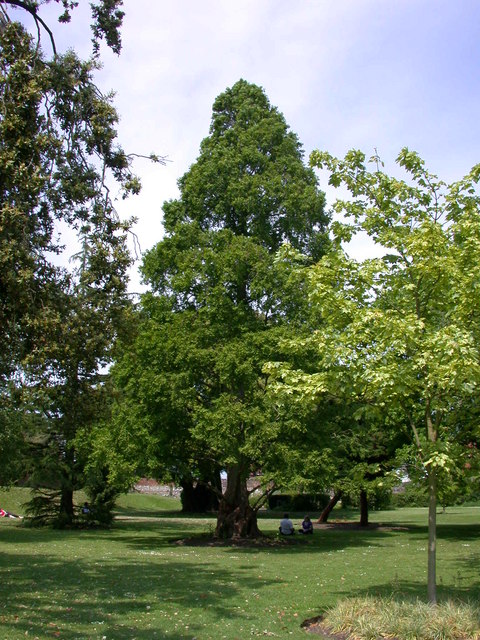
[132,479,181,497]
[133,476,263,496]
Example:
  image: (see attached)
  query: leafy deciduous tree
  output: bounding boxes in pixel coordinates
[0,4,162,523]
[0,0,125,56]
[266,148,480,602]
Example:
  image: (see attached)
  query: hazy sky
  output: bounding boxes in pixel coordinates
[20,1,480,289]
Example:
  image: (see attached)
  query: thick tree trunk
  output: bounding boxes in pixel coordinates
[215,464,261,538]
[317,491,343,523]
[59,486,74,526]
[427,466,437,604]
[359,489,369,527]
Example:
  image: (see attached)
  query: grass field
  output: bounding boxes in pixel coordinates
[0,489,479,639]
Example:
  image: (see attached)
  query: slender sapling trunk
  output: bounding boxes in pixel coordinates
[317,491,343,523]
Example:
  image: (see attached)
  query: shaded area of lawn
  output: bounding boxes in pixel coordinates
[1,502,480,639]
[0,550,271,639]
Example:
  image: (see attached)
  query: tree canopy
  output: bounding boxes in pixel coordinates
[0,15,143,379]
[113,79,330,538]
[0,1,125,55]
[265,148,480,602]
[0,2,161,524]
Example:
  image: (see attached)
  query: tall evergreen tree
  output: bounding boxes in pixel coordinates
[116,80,329,538]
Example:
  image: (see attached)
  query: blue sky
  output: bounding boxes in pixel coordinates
[19,0,480,289]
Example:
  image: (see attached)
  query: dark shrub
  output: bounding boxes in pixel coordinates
[268,493,331,511]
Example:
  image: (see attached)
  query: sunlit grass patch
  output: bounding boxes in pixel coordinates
[0,486,32,514]
[115,491,182,515]
[321,596,480,639]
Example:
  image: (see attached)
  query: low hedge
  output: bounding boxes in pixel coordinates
[268,492,331,512]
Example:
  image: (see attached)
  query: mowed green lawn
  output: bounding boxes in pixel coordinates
[0,489,479,640]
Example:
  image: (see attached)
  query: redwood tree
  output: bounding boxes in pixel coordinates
[117,79,329,538]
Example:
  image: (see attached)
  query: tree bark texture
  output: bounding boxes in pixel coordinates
[59,444,75,526]
[426,409,438,604]
[215,464,261,538]
[359,489,369,527]
[59,486,74,525]
[427,466,437,604]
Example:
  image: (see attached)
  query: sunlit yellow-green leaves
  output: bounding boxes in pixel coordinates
[270,148,480,601]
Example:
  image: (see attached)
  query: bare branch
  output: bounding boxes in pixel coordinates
[0,0,57,54]
[250,481,277,511]
[126,152,169,166]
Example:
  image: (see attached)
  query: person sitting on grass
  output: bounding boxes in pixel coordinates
[279,513,295,535]
[0,508,22,519]
[298,515,313,534]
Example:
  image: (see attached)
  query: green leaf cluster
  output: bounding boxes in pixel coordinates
[0,8,152,525]
[269,147,480,598]
[113,81,329,533]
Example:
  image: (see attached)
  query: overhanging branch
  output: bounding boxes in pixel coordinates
[0,1,57,54]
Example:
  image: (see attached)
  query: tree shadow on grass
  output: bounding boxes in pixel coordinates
[0,516,212,548]
[114,505,207,519]
[6,516,475,555]
[0,549,278,639]
[323,575,480,605]
[436,522,480,541]
[3,517,480,639]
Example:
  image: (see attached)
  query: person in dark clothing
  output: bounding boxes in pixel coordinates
[298,515,313,534]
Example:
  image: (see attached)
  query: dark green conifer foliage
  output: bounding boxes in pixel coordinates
[119,80,329,538]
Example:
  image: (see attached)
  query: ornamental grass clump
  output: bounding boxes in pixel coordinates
[322,597,480,640]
